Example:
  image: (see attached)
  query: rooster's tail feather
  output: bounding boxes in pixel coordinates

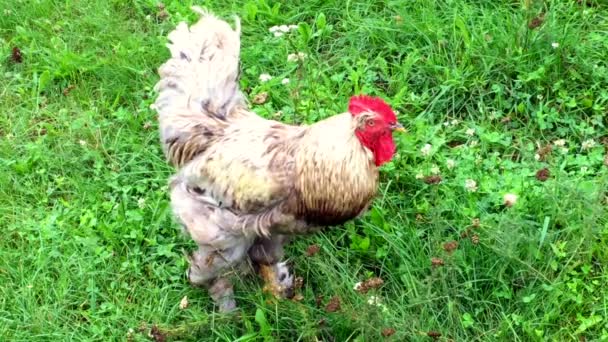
[153,7,246,167]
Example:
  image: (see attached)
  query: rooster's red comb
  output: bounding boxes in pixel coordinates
[348,95,396,122]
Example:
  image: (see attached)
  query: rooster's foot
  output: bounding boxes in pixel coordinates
[259,262,294,299]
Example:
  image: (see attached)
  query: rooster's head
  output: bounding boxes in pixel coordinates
[348,95,404,166]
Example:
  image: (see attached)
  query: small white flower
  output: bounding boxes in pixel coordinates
[269,26,280,32]
[446,159,456,170]
[278,25,290,33]
[353,282,362,290]
[553,139,566,147]
[450,119,459,126]
[551,42,560,49]
[259,73,272,82]
[534,153,541,161]
[273,31,284,37]
[581,139,596,150]
[420,144,432,157]
[145,14,151,21]
[281,78,290,85]
[430,165,440,174]
[469,140,478,147]
[466,128,475,136]
[79,140,87,146]
[137,198,146,209]
[415,172,424,180]
[287,52,307,62]
[367,295,381,306]
[537,94,544,100]
[366,295,388,312]
[503,193,518,207]
[465,179,478,192]
[443,122,450,127]
[288,24,299,30]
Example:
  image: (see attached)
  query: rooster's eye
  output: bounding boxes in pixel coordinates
[366,119,375,127]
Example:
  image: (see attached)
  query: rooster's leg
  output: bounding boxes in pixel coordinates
[187,246,240,312]
[248,235,294,298]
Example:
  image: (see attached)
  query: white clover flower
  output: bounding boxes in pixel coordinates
[534,153,541,161]
[269,26,280,33]
[551,42,560,49]
[367,295,388,312]
[79,140,87,146]
[367,295,381,306]
[415,172,424,180]
[259,73,272,82]
[450,119,459,126]
[446,159,456,170]
[443,122,450,127]
[273,31,284,37]
[553,139,566,147]
[420,144,432,157]
[430,165,440,174]
[503,193,517,207]
[281,78,290,85]
[288,24,299,30]
[465,179,478,192]
[278,24,290,33]
[287,52,307,62]
[466,128,475,136]
[137,198,146,209]
[581,139,596,150]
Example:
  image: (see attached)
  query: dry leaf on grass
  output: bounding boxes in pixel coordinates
[149,325,166,342]
[325,296,341,312]
[355,277,384,294]
[179,295,188,309]
[294,276,304,289]
[528,14,545,29]
[427,331,442,339]
[536,168,550,181]
[305,244,320,257]
[252,92,269,104]
[382,328,396,337]
[431,257,444,267]
[443,241,458,254]
[423,175,442,184]
[11,47,22,63]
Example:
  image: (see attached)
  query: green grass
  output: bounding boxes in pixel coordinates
[1,0,608,340]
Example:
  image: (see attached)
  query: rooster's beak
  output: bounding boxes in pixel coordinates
[391,122,406,133]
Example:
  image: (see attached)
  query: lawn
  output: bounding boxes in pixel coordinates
[1,0,607,340]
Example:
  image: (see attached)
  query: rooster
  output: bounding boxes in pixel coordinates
[152,7,404,312]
